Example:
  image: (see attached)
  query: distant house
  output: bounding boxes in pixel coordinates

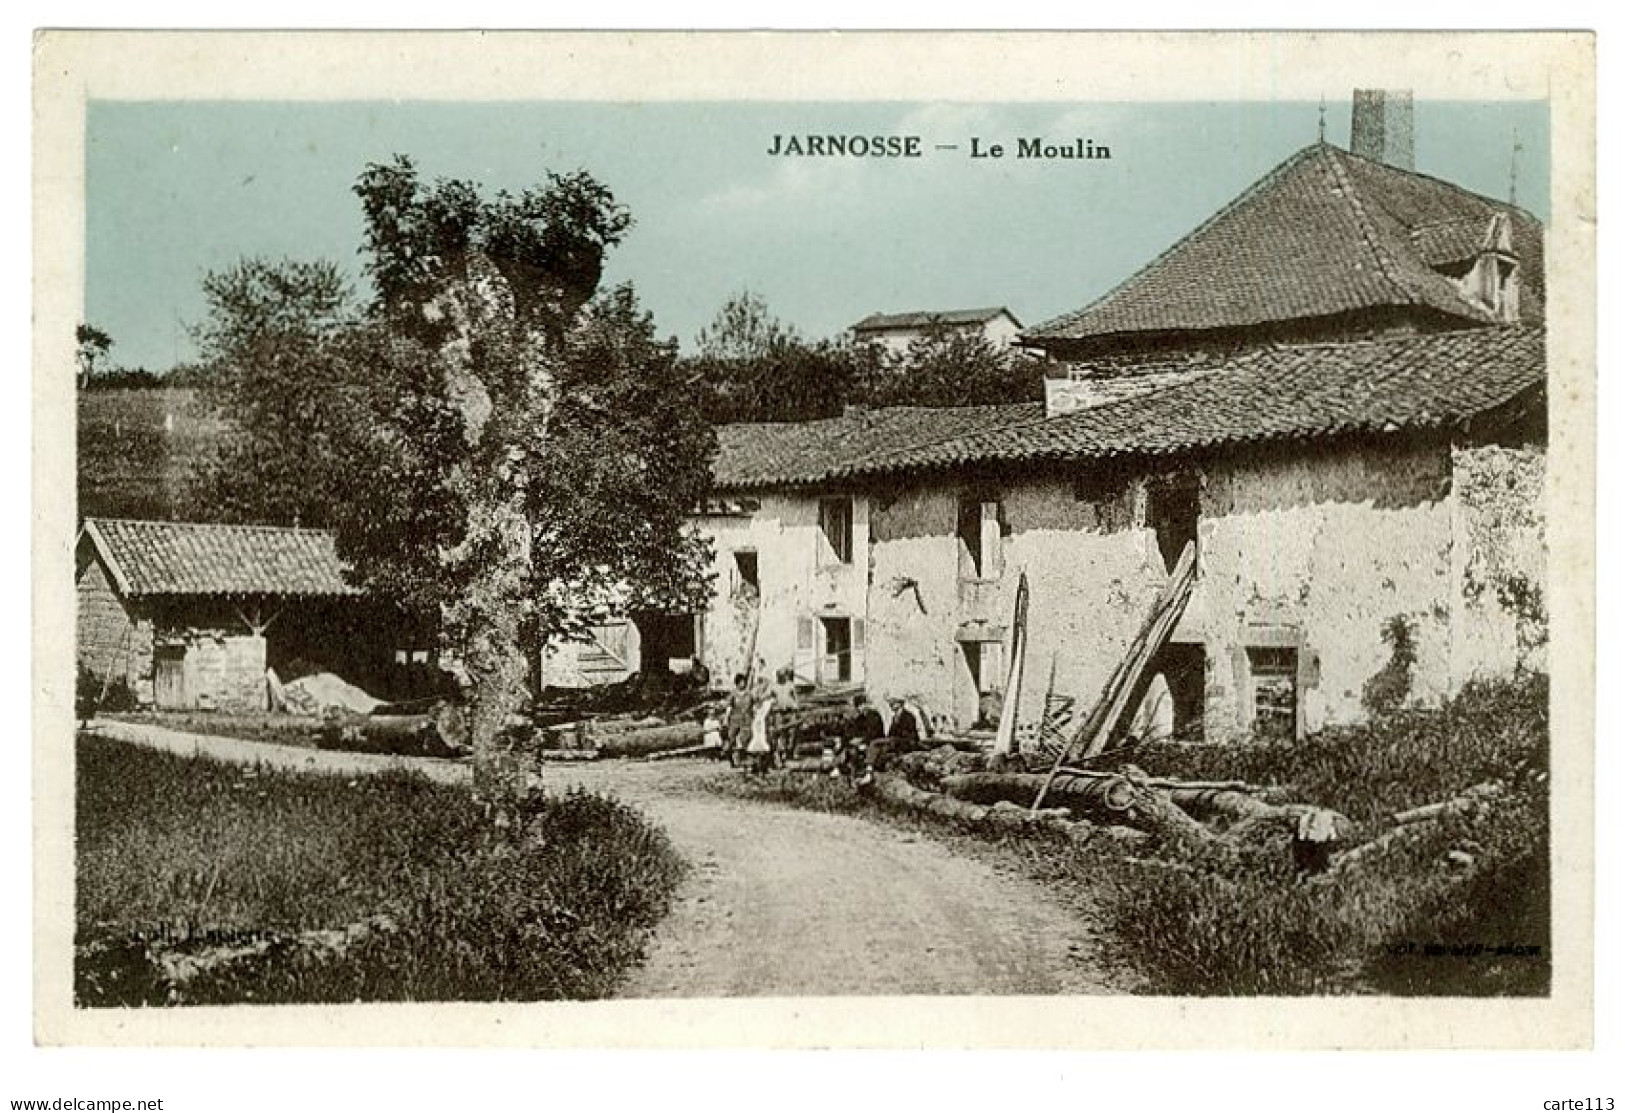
[850,307,1023,356]
[75,518,388,711]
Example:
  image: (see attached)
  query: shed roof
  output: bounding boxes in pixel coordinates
[1023,144,1543,347]
[79,517,358,599]
[710,326,1543,489]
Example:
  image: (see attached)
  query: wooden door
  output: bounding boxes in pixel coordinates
[154,646,187,709]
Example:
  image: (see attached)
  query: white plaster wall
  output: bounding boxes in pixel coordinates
[697,492,870,685]
[867,441,1458,740]
[866,477,1169,732]
[1199,440,1455,739]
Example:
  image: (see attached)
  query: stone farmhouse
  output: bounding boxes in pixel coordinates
[686,104,1547,744]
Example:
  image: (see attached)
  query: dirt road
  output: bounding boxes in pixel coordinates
[90,721,1115,997]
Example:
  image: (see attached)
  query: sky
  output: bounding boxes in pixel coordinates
[85,98,1549,372]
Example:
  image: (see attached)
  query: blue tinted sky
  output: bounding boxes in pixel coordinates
[86,99,1548,371]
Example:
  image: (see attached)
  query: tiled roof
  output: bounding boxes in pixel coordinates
[80,518,358,598]
[1025,145,1543,345]
[712,327,1543,488]
[711,403,1042,492]
[852,307,1017,332]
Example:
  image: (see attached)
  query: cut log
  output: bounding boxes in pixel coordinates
[318,711,460,757]
[1313,782,1506,883]
[780,758,835,774]
[870,774,988,824]
[645,742,721,762]
[591,721,703,758]
[537,748,602,762]
[1391,782,1505,825]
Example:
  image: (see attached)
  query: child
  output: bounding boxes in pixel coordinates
[745,693,776,774]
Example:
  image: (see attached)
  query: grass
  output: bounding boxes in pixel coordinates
[711,675,1550,997]
[1103,674,1548,824]
[75,734,685,1006]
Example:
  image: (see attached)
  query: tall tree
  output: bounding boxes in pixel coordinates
[76,323,113,389]
[186,258,367,528]
[686,291,864,423]
[340,156,712,808]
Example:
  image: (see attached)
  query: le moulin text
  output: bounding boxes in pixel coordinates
[765,134,1113,160]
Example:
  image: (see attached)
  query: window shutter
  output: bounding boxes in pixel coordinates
[796,616,816,653]
[982,501,1002,578]
[851,618,865,653]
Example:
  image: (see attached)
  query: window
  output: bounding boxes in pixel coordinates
[1147,473,1199,574]
[732,550,760,600]
[818,498,853,565]
[957,496,1003,580]
[1247,646,1298,741]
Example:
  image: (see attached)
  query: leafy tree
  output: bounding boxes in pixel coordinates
[186,258,368,528]
[863,325,1044,408]
[685,294,1041,421]
[694,290,792,363]
[76,323,114,389]
[686,291,866,423]
[335,157,712,803]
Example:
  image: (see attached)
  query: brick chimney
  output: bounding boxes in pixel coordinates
[1350,89,1414,170]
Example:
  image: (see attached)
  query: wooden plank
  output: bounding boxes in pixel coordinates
[1081,539,1198,758]
[992,570,1030,756]
[1031,540,1197,812]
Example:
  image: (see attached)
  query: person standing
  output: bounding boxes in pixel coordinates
[724,672,753,765]
[746,693,776,774]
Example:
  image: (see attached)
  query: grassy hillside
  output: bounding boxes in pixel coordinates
[77,387,221,520]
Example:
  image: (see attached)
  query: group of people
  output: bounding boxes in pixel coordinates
[703,666,928,781]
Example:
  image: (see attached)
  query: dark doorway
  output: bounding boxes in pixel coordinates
[636,612,699,673]
[1147,473,1200,573]
[733,550,760,599]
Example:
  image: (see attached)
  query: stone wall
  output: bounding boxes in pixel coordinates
[153,626,267,712]
[75,555,153,702]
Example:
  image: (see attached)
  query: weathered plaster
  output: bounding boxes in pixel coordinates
[697,492,870,686]
[1450,441,1547,682]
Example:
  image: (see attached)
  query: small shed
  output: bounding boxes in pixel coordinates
[75,517,366,712]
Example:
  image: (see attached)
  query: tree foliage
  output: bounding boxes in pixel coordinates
[866,325,1045,408]
[189,155,716,788]
[76,323,114,389]
[685,292,1042,423]
[186,258,366,528]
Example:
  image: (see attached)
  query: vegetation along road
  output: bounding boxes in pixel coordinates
[91,720,1113,998]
